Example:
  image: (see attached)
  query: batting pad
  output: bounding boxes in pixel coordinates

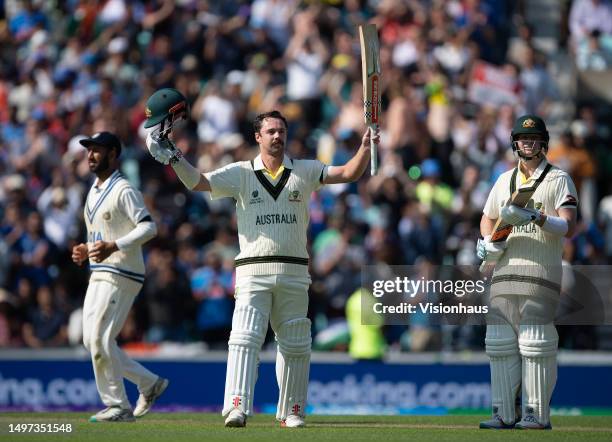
[519,324,558,425]
[275,318,312,420]
[485,324,521,424]
[222,304,268,416]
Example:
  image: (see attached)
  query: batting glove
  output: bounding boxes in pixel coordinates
[476,235,506,261]
[500,205,542,227]
[145,132,182,165]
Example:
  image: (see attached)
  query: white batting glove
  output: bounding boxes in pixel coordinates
[145,132,181,165]
[500,205,542,227]
[476,235,506,261]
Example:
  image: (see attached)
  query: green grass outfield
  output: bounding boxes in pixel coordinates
[1,413,611,442]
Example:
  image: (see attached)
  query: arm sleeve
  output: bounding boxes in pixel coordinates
[115,188,157,251]
[115,221,157,251]
[118,187,151,225]
[483,179,502,219]
[306,159,328,192]
[204,162,242,200]
[554,173,579,210]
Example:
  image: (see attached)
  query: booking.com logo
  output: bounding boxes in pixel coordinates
[0,373,100,409]
[308,374,490,409]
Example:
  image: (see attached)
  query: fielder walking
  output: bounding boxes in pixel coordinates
[72,132,168,422]
[477,115,578,430]
[143,88,378,427]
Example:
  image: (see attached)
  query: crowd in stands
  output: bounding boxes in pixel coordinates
[0,0,611,353]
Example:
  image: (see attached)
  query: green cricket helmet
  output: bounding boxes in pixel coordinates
[511,114,549,160]
[144,88,188,135]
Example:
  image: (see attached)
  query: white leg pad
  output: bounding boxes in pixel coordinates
[275,318,311,420]
[519,324,558,425]
[222,305,268,416]
[485,324,521,424]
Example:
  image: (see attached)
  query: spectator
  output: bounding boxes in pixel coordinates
[284,8,329,130]
[192,251,234,346]
[569,0,612,49]
[13,211,55,287]
[36,185,80,250]
[22,285,67,348]
[576,29,612,70]
[547,122,597,224]
[142,250,194,342]
[519,46,558,116]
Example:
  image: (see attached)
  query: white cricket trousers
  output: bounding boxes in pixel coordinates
[82,277,157,408]
[222,274,311,416]
[235,275,310,328]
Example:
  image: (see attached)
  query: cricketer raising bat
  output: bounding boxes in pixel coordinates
[359,24,381,176]
[479,168,550,272]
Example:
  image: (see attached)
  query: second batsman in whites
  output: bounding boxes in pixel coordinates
[142,88,379,428]
[477,115,578,430]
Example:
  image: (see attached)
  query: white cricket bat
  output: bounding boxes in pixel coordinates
[359,24,381,176]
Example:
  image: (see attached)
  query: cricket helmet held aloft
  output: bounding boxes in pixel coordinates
[144,88,188,133]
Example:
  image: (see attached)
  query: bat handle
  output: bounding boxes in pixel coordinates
[369,124,378,175]
[479,259,498,273]
[478,261,487,273]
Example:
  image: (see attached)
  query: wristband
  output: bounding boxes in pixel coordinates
[540,215,568,236]
[171,156,201,190]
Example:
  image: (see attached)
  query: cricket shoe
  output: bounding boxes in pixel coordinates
[89,406,135,422]
[224,409,247,427]
[515,415,552,430]
[479,414,516,429]
[281,415,305,428]
[134,377,169,418]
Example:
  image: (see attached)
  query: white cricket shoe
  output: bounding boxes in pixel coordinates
[134,377,169,418]
[515,415,552,430]
[224,409,247,427]
[281,414,305,428]
[89,406,135,422]
[479,414,516,429]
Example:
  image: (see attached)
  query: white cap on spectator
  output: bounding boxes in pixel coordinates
[4,174,25,191]
[0,288,14,305]
[180,54,198,72]
[108,36,128,55]
[226,70,245,86]
[68,135,88,155]
[51,187,67,205]
[570,120,588,138]
[218,133,244,151]
[63,134,88,164]
[30,29,48,49]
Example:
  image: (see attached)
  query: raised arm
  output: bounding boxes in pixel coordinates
[323,127,380,184]
[145,133,212,191]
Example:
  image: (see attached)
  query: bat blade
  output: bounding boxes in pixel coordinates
[359,24,381,175]
[489,187,535,243]
[479,186,537,271]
